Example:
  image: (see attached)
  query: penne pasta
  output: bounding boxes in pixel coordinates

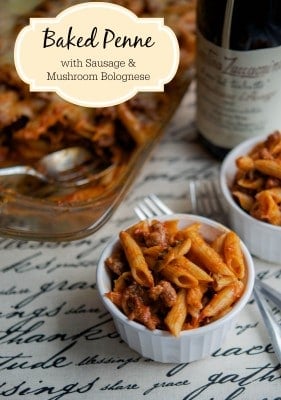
[212,273,237,291]
[231,131,281,226]
[232,191,255,212]
[105,218,247,335]
[119,231,154,287]
[126,220,150,238]
[254,159,281,180]
[180,256,213,282]
[143,245,165,269]
[165,289,188,336]
[0,0,197,207]
[237,177,264,190]
[157,238,191,271]
[223,231,245,279]
[113,272,132,292]
[186,285,206,318]
[161,257,198,288]
[251,191,281,225]
[163,219,179,242]
[236,156,254,172]
[199,280,244,321]
[211,232,227,255]
[184,228,235,277]
[106,291,123,308]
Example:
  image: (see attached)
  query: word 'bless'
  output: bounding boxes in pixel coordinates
[42,27,155,49]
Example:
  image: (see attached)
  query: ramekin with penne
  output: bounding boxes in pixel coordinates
[97,214,254,363]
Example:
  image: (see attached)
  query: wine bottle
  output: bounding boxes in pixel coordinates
[196,0,281,159]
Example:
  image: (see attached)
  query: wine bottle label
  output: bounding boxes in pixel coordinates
[196,31,281,148]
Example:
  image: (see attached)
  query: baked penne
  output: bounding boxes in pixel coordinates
[251,191,281,225]
[223,231,245,279]
[105,218,247,335]
[143,245,164,269]
[113,272,132,292]
[184,227,235,277]
[163,219,179,241]
[119,231,154,287]
[165,288,188,336]
[236,156,254,172]
[212,273,237,291]
[157,238,191,271]
[186,285,206,318]
[211,232,227,255]
[106,291,123,308]
[199,280,244,321]
[161,257,198,288]
[254,159,281,180]
[180,256,213,282]
[232,191,255,212]
[231,131,281,226]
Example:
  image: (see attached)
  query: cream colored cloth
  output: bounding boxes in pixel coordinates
[0,85,280,399]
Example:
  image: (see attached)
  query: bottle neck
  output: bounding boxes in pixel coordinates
[221,0,235,48]
[197,0,281,51]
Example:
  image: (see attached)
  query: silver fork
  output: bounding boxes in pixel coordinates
[134,190,281,364]
[134,193,173,220]
[187,178,228,224]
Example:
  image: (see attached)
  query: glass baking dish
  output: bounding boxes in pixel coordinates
[0,0,196,241]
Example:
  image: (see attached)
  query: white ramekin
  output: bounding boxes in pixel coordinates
[96,214,255,363]
[220,135,281,264]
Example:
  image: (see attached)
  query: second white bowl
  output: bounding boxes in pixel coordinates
[220,135,281,263]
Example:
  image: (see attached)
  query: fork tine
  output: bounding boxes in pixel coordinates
[210,179,228,214]
[134,203,154,220]
[134,194,173,220]
[147,194,173,215]
[187,178,227,223]
[188,180,198,214]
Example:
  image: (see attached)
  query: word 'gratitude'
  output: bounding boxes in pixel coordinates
[42,26,155,50]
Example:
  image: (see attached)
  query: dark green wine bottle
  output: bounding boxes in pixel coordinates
[196,0,281,159]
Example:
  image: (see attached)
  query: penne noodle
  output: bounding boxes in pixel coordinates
[254,159,281,180]
[264,187,281,203]
[143,245,165,269]
[236,156,254,172]
[113,272,132,292]
[184,228,235,277]
[157,238,191,271]
[180,256,213,282]
[119,231,154,287]
[251,191,281,225]
[211,232,227,255]
[208,306,233,323]
[237,177,264,190]
[161,257,198,288]
[223,231,245,279]
[126,220,150,239]
[212,273,237,291]
[186,285,206,318]
[117,103,146,145]
[106,291,123,308]
[163,219,179,242]
[165,289,188,336]
[199,280,244,321]
[232,191,255,212]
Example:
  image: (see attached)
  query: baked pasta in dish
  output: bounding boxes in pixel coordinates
[0,0,196,203]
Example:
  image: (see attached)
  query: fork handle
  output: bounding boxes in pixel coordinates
[255,278,281,310]
[253,287,281,364]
